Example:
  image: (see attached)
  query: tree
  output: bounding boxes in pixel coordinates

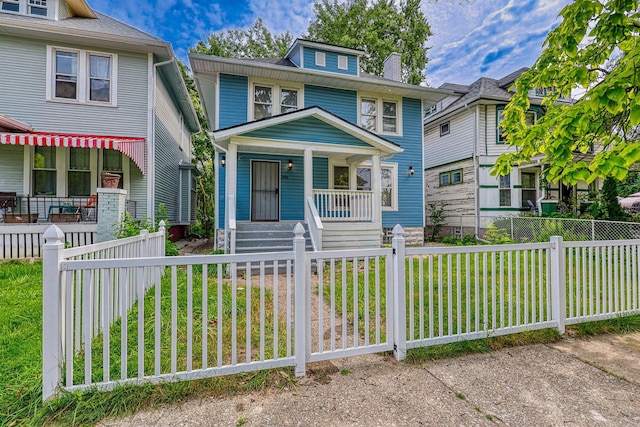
[191,18,293,58]
[493,0,640,186]
[306,0,432,85]
[178,60,215,236]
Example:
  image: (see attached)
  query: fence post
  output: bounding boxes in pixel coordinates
[510,217,514,240]
[42,225,65,401]
[550,235,566,334]
[158,220,166,256]
[392,224,407,361]
[591,220,595,241]
[293,222,307,376]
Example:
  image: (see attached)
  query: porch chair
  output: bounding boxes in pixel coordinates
[76,194,97,221]
[0,192,17,221]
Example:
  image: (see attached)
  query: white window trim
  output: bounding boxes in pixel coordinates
[46,46,118,107]
[248,78,303,121]
[440,121,450,136]
[67,147,95,197]
[1,0,52,18]
[336,160,398,211]
[315,51,326,67]
[338,55,348,70]
[357,92,403,137]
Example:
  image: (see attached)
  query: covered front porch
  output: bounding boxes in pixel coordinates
[213,107,402,253]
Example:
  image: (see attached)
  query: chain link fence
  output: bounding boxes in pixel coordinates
[492,216,640,242]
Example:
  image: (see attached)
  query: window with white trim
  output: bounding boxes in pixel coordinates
[102,150,124,189]
[48,47,117,105]
[358,95,401,135]
[497,107,536,143]
[355,163,398,210]
[68,148,91,196]
[1,0,47,16]
[251,82,300,120]
[315,51,326,67]
[499,174,511,207]
[33,146,56,196]
[338,55,348,70]
[440,121,450,136]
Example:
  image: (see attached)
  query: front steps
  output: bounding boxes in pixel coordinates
[235,221,314,254]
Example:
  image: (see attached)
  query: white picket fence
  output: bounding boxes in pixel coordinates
[0,223,96,259]
[41,224,640,400]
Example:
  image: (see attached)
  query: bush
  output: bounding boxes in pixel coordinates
[483,224,513,244]
[117,203,178,256]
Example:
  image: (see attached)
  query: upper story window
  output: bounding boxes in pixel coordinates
[251,82,301,121]
[359,95,401,136]
[338,55,348,70]
[48,46,118,106]
[497,106,536,143]
[315,52,326,67]
[1,0,48,17]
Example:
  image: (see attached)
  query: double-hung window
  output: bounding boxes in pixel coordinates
[355,164,398,210]
[49,47,116,105]
[497,107,536,143]
[499,174,511,207]
[359,95,401,135]
[521,172,536,209]
[68,148,91,196]
[103,150,123,189]
[33,146,56,196]
[28,0,46,15]
[252,83,300,120]
[1,0,47,15]
[1,0,19,12]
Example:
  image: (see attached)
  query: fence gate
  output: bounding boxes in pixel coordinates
[306,247,395,362]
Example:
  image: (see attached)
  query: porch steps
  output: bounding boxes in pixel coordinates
[235,222,314,254]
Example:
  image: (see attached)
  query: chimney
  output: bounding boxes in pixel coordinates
[383,52,402,82]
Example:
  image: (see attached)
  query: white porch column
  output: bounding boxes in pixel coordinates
[226,143,238,227]
[304,148,313,222]
[371,154,382,225]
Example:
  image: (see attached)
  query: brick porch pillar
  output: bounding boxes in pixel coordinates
[97,188,127,242]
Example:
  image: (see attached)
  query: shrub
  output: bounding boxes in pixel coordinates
[117,203,178,256]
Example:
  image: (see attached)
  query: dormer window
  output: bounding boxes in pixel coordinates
[1,0,20,12]
[1,0,48,16]
[28,0,46,15]
[315,52,326,67]
[338,55,348,70]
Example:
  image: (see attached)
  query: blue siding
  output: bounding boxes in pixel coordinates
[243,117,371,147]
[219,74,248,129]
[303,47,358,76]
[313,157,329,189]
[304,85,357,124]
[219,154,330,223]
[289,46,302,67]
[383,98,424,228]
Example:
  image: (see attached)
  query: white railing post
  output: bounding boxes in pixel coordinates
[392,224,407,361]
[550,235,566,334]
[42,225,65,401]
[158,220,166,256]
[293,222,307,376]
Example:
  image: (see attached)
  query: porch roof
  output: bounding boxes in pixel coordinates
[211,106,403,157]
[0,132,146,174]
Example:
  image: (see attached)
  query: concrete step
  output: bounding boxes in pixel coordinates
[233,222,314,254]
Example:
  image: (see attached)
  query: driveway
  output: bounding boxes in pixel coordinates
[100,333,640,426]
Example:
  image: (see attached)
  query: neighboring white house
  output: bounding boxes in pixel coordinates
[0,0,199,240]
[423,68,599,237]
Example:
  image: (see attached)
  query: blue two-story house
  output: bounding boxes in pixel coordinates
[190,39,450,251]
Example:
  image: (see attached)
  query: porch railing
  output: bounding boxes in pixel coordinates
[313,189,373,222]
[306,196,323,251]
[0,195,98,223]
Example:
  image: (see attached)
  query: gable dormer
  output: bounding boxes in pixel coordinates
[285,39,363,77]
[0,0,95,20]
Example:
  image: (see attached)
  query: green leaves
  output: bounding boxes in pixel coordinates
[495,0,640,184]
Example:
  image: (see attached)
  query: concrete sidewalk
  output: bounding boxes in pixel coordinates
[101,333,640,426]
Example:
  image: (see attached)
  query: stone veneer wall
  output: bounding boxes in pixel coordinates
[97,188,127,242]
[402,226,425,246]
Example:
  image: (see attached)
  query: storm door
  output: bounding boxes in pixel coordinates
[251,161,280,221]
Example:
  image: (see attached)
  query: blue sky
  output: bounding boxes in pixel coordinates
[89,0,570,87]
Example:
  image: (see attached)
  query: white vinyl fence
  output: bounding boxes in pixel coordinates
[0,223,96,259]
[42,224,640,400]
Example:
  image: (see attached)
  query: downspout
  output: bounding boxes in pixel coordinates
[150,57,176,224]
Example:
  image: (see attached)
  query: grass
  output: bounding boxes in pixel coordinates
[3,254,640,426]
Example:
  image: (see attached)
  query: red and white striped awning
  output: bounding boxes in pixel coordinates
[0,132,146,174]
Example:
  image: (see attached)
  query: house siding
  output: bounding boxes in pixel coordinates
[424,108,475,169]
[425,159,476,228]
[289,46,302,67]
[219,74,248,129]
[384,97,424,228]
[303,47,358,76]
[0,145,25,193]
[304,85,357,123]
[243,117,371,147]
[0,34,148,137]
